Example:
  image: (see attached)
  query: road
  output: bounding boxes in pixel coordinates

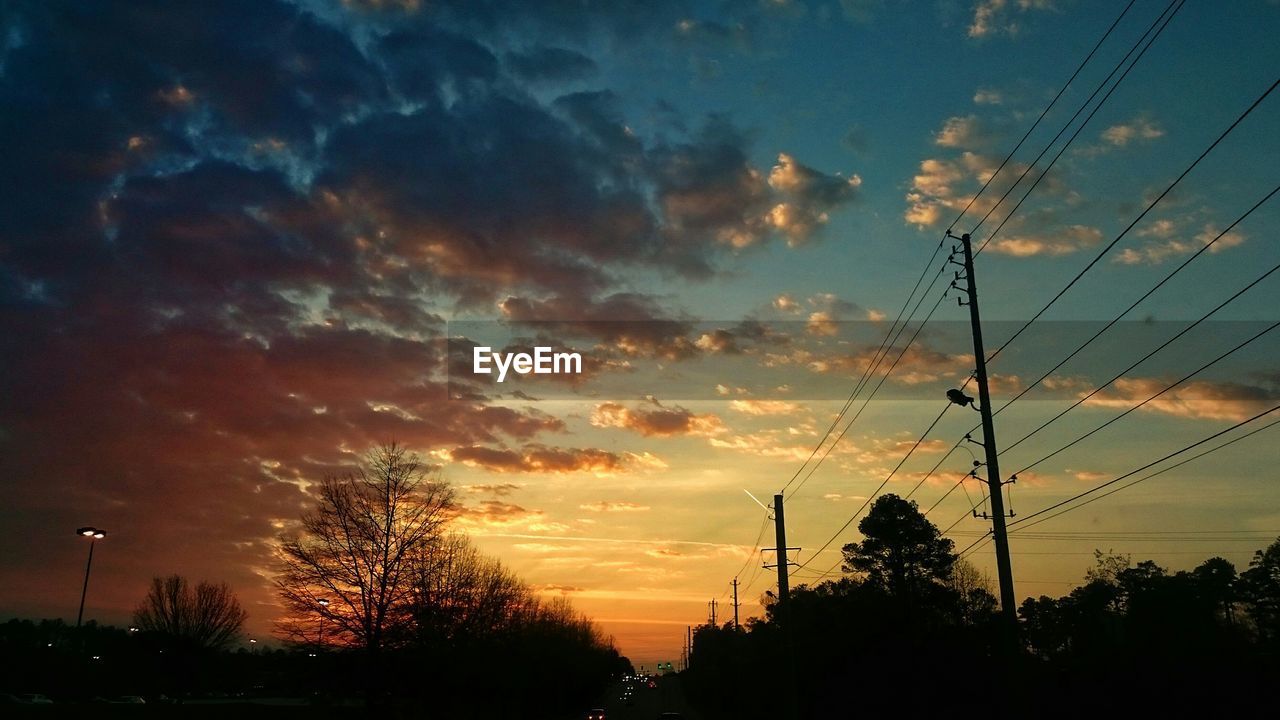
[582,674,702,720]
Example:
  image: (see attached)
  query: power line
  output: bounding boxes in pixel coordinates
[794,402,953,572]
[781,3,1164,505]
[722,512,773,600]
[1007,316,1280,477]
[955,531,1278,542]
[918,75,1280,504]
[779,2,1147,501]
[970,0,1180,240]
[784,280,954,500]
[1010,404,1280,529]
[779,238,947,495]
[960,412,1280,559]
[923,471,975,517]
[958,531,993,558]
[1009,415,1280,534]
[790,401,964,583]
[903,436,973,503]
[918,183,1279,517]
[979,184,1279,439]
[947,0,1140,232]
[982,72,1280,365]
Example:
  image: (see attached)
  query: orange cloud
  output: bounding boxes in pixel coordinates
[461,482,521,495]
[857,437,949,465]
[591,401,726,437]
[1114,224,1246,265]
[1083,378,1278,422]
[984,225,1103,257]
[808,343,972,385]
[728,399,802,416]
[579,501,651,513]
[455,500,542,527]
[448,444,626,473]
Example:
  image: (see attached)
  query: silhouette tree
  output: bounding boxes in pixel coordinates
[840,494,955,599]
[133,575,247,651]
[948,558,998,623]
[1191,557,1237,625]
[1239,536,1280,642]
[1084,549,1131,586]
[275,442,455,654]
[410,533,531,644]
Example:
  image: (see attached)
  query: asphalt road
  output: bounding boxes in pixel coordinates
[580,674,702,720]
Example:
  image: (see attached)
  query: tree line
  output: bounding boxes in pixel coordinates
[3,443,629,715]
[274,442,630,713]
[682,494,1280,718]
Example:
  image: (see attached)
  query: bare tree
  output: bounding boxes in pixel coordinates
[947,558,997,623]
[133,575,247,651]
[275,442,454,655]
[411,533,534,643]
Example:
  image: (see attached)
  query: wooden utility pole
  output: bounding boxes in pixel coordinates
[764,493,799,720]
[771,494,791,614]
[732,577,740,630]
[955,232,1017,624]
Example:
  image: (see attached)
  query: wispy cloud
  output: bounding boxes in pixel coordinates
[1084,377,1279,422]
[984,224,1103,257]
[579,501,651,512]
[1114,224,1245,265]
[968,0,1056,39]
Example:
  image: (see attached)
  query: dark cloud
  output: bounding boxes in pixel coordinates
[0,0,864,630]
[378,27,498,102]
[498,293,697,360]
[461,483,521,496]
[506,46,597,83]
[450,445,625,473]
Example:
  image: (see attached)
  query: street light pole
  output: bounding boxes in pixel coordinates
[74,527,106,629]
[317,598,330,650]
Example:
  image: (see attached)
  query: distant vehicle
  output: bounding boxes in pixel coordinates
[586,709,607,720]
[15,693,54,704]
[111,695,147,704]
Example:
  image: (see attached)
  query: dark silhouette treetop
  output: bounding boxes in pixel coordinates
[133,575,247,652]
[840,493,955,598]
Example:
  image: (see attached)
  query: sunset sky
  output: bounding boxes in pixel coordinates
[2,0,1278,667]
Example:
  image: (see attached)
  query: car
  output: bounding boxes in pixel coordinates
[586,709,607,720]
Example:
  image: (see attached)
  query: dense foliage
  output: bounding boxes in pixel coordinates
[683,494,1280,718]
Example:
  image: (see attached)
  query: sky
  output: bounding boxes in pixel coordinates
[1,0,1279,667]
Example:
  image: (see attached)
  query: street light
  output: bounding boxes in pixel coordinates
[317,598,329,649]
[75,526,106,628]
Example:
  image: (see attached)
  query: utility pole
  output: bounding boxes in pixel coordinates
[763,493,800,720]
[731,577,740,630]
[681,629,688,671]
[953,232,1017,626]
[765,494,795,615]
[707,598,718,627]
[686,625,692,669]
